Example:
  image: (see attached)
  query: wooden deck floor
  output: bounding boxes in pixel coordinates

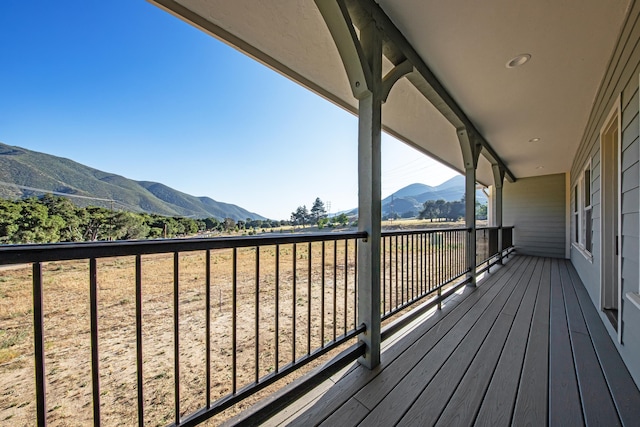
[259,255,640,426]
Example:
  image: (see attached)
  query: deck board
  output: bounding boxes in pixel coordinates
[251,256,640,427]
[461,257,544,427]
[566,264,640,426]
[395,258,537,427]
[357,258,533,427]
[511,257,550,426]
[559,261,621,426]
[288,256,527,427]
[548,258,584,426]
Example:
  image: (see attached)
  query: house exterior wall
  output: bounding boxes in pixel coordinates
[503,173,566,258]
[570,0,640,387]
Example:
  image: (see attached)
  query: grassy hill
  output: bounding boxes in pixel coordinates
[382,176,488,217]
[0,142,266,220]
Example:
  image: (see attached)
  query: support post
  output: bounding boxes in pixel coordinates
[356,20,382,369]
[492,164,505,264]
[316,0,419,369]
[458,128,482,287]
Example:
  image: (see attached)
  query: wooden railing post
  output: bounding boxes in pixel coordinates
[314,0,413,369]
[355,19,383,369]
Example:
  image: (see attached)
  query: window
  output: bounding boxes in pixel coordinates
[583,167,592,253]
[573,161,592,257]
[573,184,579,243]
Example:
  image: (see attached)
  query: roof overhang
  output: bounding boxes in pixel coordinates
[148,0,631,186]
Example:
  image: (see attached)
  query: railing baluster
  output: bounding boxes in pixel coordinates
[448,231,452,282]
[89,258,101,427]
[412,234,416,300]
[408,235,412,301]
[32,262,46,427]
[321,242,325,347]
[307,242,312,356]
[395,235,398,310]
[333,241,337,342]
[232,248,237,393]
[418,233,422,296]
[292,243,297,362]
[205,251,210,409]
[275,245,279,373]
[422,232,426,295]
[438,234,442,309]
[135,255,144,425]
[353,239,358,329]
[382,235,386,314]
[255,247,260,383]
[344,239,348,336]
[441,233,445,286]
[454,231,458,276]
[460,230,463,276]
[400,235,404,306]
[413,234,416,300]
[428,232,432,292]
[389,235,392,313]
[173,252,180,424]
[455,231,459,276]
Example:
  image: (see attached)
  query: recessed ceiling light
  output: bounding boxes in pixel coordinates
[536,166,544,170]
[506,54,531,68]
[529,137,541,143]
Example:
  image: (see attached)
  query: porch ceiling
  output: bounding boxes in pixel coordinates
[150,0,630,185]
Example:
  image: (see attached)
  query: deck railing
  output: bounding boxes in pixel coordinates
[476,226,515,273]
[0,226,514,426]
[0,233,365,426]
[380,228,470,320]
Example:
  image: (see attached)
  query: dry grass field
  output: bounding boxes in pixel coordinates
[0,219,482,426]
[1,242,360,426]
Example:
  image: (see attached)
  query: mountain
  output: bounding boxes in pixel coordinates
[382,176,488,217]
[343,175,488,218]
[0,142,266,220]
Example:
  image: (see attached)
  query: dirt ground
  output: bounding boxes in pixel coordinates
[0,242,361,426]
[0,220,480,426]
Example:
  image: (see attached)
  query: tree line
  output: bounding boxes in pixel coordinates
[0,195,285,244]
[290,197,350,228]
[418,198,487,222]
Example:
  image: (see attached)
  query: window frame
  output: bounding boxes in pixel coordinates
[583,163,592,254]
[572,159,593,261]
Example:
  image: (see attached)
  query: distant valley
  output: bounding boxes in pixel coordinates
[0,142,487,221]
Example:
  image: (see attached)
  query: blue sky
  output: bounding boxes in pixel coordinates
[0,0,457,219]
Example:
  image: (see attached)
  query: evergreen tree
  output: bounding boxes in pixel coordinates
[310,197,327,225]
[290,205,310,227]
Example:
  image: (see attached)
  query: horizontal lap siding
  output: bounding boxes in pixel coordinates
[504,174,566,258]
[570,0,640,388]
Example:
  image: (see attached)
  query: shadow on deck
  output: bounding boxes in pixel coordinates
[236,255,640,426]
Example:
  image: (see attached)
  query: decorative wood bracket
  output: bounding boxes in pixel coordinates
[315,0,412,102]
[492,164,506,189]
[381,59,414,103]
[457,128,482,170]
[315,0,373,99]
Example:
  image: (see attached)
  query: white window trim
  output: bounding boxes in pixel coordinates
[571,160,593,262]
[627,292,640,310]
